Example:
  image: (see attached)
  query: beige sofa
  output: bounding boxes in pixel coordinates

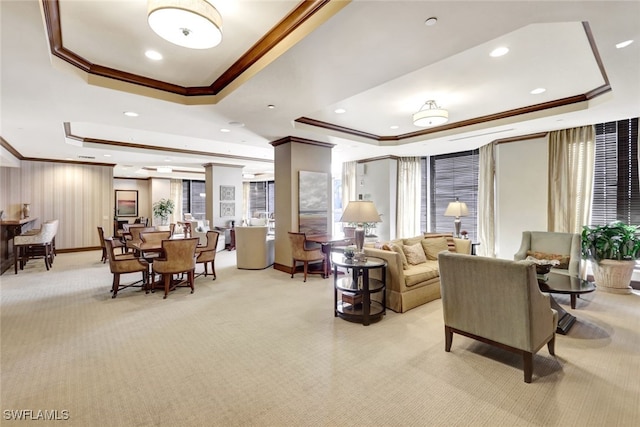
[363,233,471,313]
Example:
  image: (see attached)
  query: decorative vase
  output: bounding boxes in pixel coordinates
[22,203,30,218]
[592,259,635,294]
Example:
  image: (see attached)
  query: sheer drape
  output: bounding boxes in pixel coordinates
[478,143,496,257]
[170,179,183,224]
[548,126,595,233]
[243,182,251,223]
[397,157,421,237]
[341,161,357,209]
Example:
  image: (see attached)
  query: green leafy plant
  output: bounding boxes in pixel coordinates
[581,221,640,261]
[152,198,175,224]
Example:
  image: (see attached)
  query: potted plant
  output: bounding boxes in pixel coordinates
[152,198,175,226]
[581,221,640,294]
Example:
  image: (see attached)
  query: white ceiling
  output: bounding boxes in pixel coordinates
[1,0,639,181]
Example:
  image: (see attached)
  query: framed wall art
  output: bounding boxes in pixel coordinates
[115,190,138,217]
[298,171,328,235]
[220,185,235,201]
[220,202,235,217]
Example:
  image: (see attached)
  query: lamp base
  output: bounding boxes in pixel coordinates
[453,218,461,238]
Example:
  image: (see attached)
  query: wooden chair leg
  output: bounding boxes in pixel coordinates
[547,335,556,356]
[44,245,50,270]
[523,352,533,383]
[444,326,453,352]
[189,270,195,293]
[303,261,308,282]
[211,262,216,280]
[291,259,295,278]
[112,274,120,298]
[163,274,170,299]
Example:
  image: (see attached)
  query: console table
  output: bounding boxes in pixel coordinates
[0,217,38,275]
[332,254,386,326]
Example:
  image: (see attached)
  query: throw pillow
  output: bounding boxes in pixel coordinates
[421,236,450,260]
[526,250,570,269]
[389,243,409,270]
[403,242,428,265]
[424,233,456,252]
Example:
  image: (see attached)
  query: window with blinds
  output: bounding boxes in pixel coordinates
[248,181,275,218]
[182,180,206,219]
[591,118,640,226]
[421,150,479,241]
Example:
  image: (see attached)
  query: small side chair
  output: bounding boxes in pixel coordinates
[288,232,325,282]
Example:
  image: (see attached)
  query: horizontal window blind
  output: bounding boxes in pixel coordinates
[592,118,639,226]
[425,150,479,241]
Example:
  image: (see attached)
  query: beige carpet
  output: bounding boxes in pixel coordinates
[1,250,639,426]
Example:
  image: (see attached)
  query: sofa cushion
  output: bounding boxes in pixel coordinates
[404,261,440,287]
[387,243,409,270]
[424,233,456,252]
[526,250,570,269]
[403,242,427,265]
[421,237,450,260]
[403,235,425,246]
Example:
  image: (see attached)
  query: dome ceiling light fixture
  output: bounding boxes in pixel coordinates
[412,100,449,127]
[147,0,222,49]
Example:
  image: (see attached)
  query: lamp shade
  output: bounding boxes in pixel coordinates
[340,201,381,223]
[148,0,222,49]
[413,100,449,127]
[444,198,468,217]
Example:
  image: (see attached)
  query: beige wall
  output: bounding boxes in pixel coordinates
[1,160,114,250]
[113,178,151,221]
[273,139,332,268]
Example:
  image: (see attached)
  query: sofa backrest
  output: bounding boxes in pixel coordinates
[438,252,556,352]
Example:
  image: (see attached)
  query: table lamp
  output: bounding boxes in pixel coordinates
[340,201,381,258]
[444,197,468,238]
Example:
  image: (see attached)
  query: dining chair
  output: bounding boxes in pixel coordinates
[140,230,172,245]
[152,238,199,299]
[127,226,156,253]
[104,238,149,298]
[196,230,220,280]
[97,226,125,263]
[288,232,325,282]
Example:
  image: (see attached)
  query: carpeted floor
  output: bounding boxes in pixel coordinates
[1,250,639,426]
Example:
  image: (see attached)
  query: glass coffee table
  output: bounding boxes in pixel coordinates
[538,272,596,334]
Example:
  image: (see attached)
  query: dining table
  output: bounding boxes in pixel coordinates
[305,234,353,278]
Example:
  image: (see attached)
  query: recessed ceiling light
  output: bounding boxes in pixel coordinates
[267,104,275,109]
[103,154,112,157]
[424,17,437,26]
[390,125,399,129]
[145,50,163,60]
[616,39,634,49]
[123,111,139,117]
[530,88,546,95]
[334,108,346,114]
[220,128,231,133]
[490,47,509,57]
[228,121,245,127]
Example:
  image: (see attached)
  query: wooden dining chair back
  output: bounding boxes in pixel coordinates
[288,232,325,282]
[104,238,149,298]
[140,231,171,245]
[152,238,199,299]
[196,230,220,280]
[97,226,124,263]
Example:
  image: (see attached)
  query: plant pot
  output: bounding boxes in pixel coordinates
[592,259,635,294]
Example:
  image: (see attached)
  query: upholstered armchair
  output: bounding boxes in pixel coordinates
[104,238,149,298]
[514,231,581,276]
[196,230,220,279]
[152,238,199,299]
[438,252,558,383]
[287,232,325,282]
[235,226,274,270]
[97,226,125,263]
